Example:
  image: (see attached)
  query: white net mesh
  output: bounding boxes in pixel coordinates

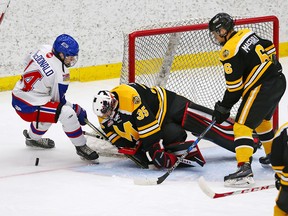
[120,16,277,118]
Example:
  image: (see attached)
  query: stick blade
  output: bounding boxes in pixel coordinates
[133,177,158,185]
[198,176,216,198]
[133,172,169,185]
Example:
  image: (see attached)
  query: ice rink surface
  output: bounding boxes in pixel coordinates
[1,58,288,216]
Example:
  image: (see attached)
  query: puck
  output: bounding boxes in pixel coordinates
[35,157,39,166]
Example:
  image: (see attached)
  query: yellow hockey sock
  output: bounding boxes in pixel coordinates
[235,146,254,164]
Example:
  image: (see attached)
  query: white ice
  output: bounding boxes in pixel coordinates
[1,58,288,216]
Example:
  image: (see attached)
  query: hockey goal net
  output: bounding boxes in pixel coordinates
[120,16,279,129]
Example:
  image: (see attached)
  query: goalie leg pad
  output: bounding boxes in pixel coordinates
[182,102,236,153]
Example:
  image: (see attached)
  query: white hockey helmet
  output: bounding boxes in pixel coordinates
[93,90,118,119]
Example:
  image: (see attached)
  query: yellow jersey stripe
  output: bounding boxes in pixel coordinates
[243,61,271,96]
[239,85,261,124]
[139,127,161,138]
[138,119,159,131]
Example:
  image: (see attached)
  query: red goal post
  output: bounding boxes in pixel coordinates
[120,16,280,129]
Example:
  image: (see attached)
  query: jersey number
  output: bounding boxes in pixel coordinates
[137,106,149,120]
[255,44,270,63]
[21,70,43,92]
[223,45,270,75]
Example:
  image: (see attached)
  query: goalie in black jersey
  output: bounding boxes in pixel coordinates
[92,83,259,169]
[209,13,286,187]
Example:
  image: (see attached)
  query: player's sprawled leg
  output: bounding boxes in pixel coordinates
[255,119,275,167]
[271,124,288,215]
[24,122,55,149]
[182,101,259,153]
[224,123,255,187]
[162,122,187,145]
[58,105,98,161]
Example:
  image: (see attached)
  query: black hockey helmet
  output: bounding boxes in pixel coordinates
[208,13,234,33]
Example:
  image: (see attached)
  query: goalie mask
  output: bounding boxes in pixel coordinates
[93,90,118,119]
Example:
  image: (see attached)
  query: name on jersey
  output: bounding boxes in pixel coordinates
[241,35,259,53]
[33,51,54,76]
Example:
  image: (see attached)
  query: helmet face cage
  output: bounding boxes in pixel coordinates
[63,55,78,67]
[53,34,79,67]
[93,91,118,119]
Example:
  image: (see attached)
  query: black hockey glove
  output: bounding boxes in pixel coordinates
[212,101,231,124]
[73,104,87,126]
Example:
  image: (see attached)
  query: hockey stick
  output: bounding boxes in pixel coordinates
[84,118,108,140]
[134,120,216,185]
[83,130,106,140]
[84,118,149,168]
[198,176,275,199]
[0,0,11,25]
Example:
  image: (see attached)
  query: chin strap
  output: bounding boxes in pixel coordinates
[219,30,236,46]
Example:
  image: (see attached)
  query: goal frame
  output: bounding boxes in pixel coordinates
[126,15,280,129]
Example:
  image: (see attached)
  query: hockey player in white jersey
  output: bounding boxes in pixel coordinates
[12,34,98,161]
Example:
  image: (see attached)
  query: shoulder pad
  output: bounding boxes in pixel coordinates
[112,84,141,113]
[220,29,253,61]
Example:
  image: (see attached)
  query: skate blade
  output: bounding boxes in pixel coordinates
[260,163,271,168]
[224,176,255,188]
[79,157,99,164]
[25,143,55,149]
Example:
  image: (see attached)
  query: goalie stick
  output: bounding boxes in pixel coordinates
[84,118,108,140]
[198,176,275,199]
[83,130,106,140]
[134,120,216,185]
[84,118,150,168]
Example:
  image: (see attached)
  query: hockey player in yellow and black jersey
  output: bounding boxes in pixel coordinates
[92,83,259,169]
[271,123,288,216]
[209,13,286,187]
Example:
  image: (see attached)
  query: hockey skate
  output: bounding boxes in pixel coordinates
[224,162,255,187]
[23,129,55,149]
[76,144,99,161]
[259,154,271,168]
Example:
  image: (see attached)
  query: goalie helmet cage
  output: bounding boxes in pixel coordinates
[120,15,279,129]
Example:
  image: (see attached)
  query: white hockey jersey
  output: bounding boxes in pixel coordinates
[12,45,71,112]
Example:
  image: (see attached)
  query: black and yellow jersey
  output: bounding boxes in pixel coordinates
[219,28,280,108]
[98,83,177,150]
